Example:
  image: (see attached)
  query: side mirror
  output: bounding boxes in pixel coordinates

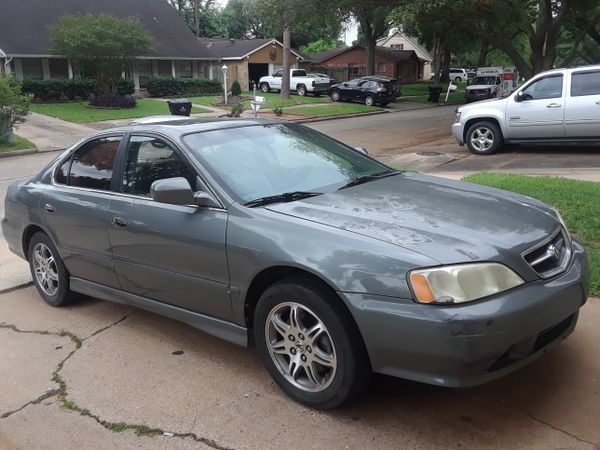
[150,177,219,208]
[515,91,524,102]
[354,146,369,155]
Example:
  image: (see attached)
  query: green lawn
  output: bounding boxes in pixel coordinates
[463,173,599,295]
[402,81,468,96]
[0,135,36,153]
[187,91,330,109]
[399,91,465,105]
[284,103,382,117]
[30,100,210,123]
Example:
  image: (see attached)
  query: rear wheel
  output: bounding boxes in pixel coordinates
[297,85,307,96]
[454,76,462,82]
[330,90,341,102]
[28,232,81,306]
[254,277,371,409]
[261,83,270,93]
[465,121,503,155]
[365,95,375,106]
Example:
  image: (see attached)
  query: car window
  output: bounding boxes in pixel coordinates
[273,70,283,78]
[363,81,377,89]
[345,79,361,87]
[522,75,563,100]
[571,70,600,97]
[183,123,392,204]
[122,136,197,197]
[58,136,121,190]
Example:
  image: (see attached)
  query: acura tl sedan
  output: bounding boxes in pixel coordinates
[2,118,589,409]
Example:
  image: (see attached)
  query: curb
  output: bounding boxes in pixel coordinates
[0,148,38,159]
[292,109,389,124]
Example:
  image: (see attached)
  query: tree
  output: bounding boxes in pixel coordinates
[0,78,31,141]
[300,39,345,56]
[220,0,252,38]
[50,15,154,96]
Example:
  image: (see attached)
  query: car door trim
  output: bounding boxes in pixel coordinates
[70,277,248,347]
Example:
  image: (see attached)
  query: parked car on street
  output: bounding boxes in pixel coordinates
[429,68,469,82]
[3,118,589,409]
[464,67,519,103]
[259,69,330,96]
[453,64,600,154]
[329,76,399,106]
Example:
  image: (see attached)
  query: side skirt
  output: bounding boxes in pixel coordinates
[70,277,249,347]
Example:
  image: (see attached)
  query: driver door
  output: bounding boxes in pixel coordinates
[505,74,566,139]
[270,69,283,90]
[107,134,231,319]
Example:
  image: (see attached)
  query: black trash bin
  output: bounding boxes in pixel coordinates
[427,86,443,103]
[167,98,192,116]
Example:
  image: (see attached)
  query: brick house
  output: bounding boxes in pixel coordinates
[377,30,433,81]
[309,45,423,84]
[0,0,302,92]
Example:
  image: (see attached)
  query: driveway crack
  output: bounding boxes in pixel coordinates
[0,320,235,449]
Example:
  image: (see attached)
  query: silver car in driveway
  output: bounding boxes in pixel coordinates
[453,64,600,154]
[2,118,589,409]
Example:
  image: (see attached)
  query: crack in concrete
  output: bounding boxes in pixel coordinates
[0,318,235,449]
[524,410,599,448]
[0,281,34,295]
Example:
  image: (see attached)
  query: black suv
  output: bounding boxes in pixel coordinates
[328,76,400,106]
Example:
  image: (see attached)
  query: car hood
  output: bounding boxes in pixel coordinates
[266,173,558,268]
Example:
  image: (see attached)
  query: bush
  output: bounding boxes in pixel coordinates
[146,77,222,97]
[231,80,241,97]
[89,94,136,108]
[273,106,284,117]
[230,102,244,117]
[0,77,32,135]
[21,78,135,102]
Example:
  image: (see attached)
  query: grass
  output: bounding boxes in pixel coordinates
[187,91,330,109]
[402,80,468,96]
[463,173,599,295]
[0,135,36,153]
[29,99,210,123]
[399,91,465,105]
[283,103,382,117]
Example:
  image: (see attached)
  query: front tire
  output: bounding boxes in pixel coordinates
[365,95,375,106]
[254,277,370,409]
[28,232,81,306]
[330,90,341,102]
[297,85,307,96]
[454,76,462,82]
[261,83,270,93]
[465,121,503,155]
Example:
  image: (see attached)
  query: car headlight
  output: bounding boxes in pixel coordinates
[454,110,461,123]
[408,263,524,305]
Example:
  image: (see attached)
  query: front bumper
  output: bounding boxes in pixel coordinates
[452,122,465,145]
[340,241,589,387]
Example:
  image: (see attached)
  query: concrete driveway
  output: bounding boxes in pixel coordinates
[2,108,600,449]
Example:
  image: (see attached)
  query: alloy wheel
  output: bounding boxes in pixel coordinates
[32,242,59,296]
[365,96,374,106]
[331,91,340,101]
[265,302,337,392]
[470,127,495,152]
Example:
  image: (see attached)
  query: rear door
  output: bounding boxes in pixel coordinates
[565,69,600,138]
[505,73,566,139]
[42,135,123,288]
[107,134,231,319]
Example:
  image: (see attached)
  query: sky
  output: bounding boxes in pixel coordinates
[213,0,359,45]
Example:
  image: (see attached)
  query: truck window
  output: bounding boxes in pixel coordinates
[273,70,283,78]
[522,75,563,100]
[292,70,306,77]
[571,70,600,97]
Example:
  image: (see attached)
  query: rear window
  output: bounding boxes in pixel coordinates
[571,71,600,97]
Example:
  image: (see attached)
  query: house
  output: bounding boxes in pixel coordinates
[310,45,423,84]
[377,30,433,81]
[0,0,302,92]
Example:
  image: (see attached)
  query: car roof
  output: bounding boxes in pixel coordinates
[97,117,286,139]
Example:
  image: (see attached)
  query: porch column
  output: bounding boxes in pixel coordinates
[14,59,23,79]
[152,60,159,76]
[208,63,213,80]
[171,60,176,78]
[67,59,74,79]
[4,59,12,75]
[131,61,140,90]
[41,58,51,80]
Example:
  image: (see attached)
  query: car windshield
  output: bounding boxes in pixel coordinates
[183,123,394,204]
[472,76,497,85]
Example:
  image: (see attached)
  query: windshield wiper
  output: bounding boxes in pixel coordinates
[338,170,400,190]
[244,191,322,208]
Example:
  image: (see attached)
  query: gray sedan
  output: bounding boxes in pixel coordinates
[2,118,589,409]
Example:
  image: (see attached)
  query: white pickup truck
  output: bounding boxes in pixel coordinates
[259,69,331,96]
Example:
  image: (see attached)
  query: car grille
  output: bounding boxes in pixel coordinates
[522,227,572,278]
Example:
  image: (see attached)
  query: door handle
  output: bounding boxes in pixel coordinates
[546,103,561,108]
[45,203,55,213]
[112,216,127,228]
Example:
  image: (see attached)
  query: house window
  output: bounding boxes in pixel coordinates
[377,63,386,72]
[174,60,192,78]
[49,59,69,79]
[158,60,172,77]
[348,65,359,75]
[138,60,153,89]
[390,44,404,50]
[21,58,43,79]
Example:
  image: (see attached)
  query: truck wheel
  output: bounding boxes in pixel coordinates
[297,85,307,96]
[465,121,503,155]
[261,83,270,93]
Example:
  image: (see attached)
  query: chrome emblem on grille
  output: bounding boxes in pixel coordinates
[547,244,561,261]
